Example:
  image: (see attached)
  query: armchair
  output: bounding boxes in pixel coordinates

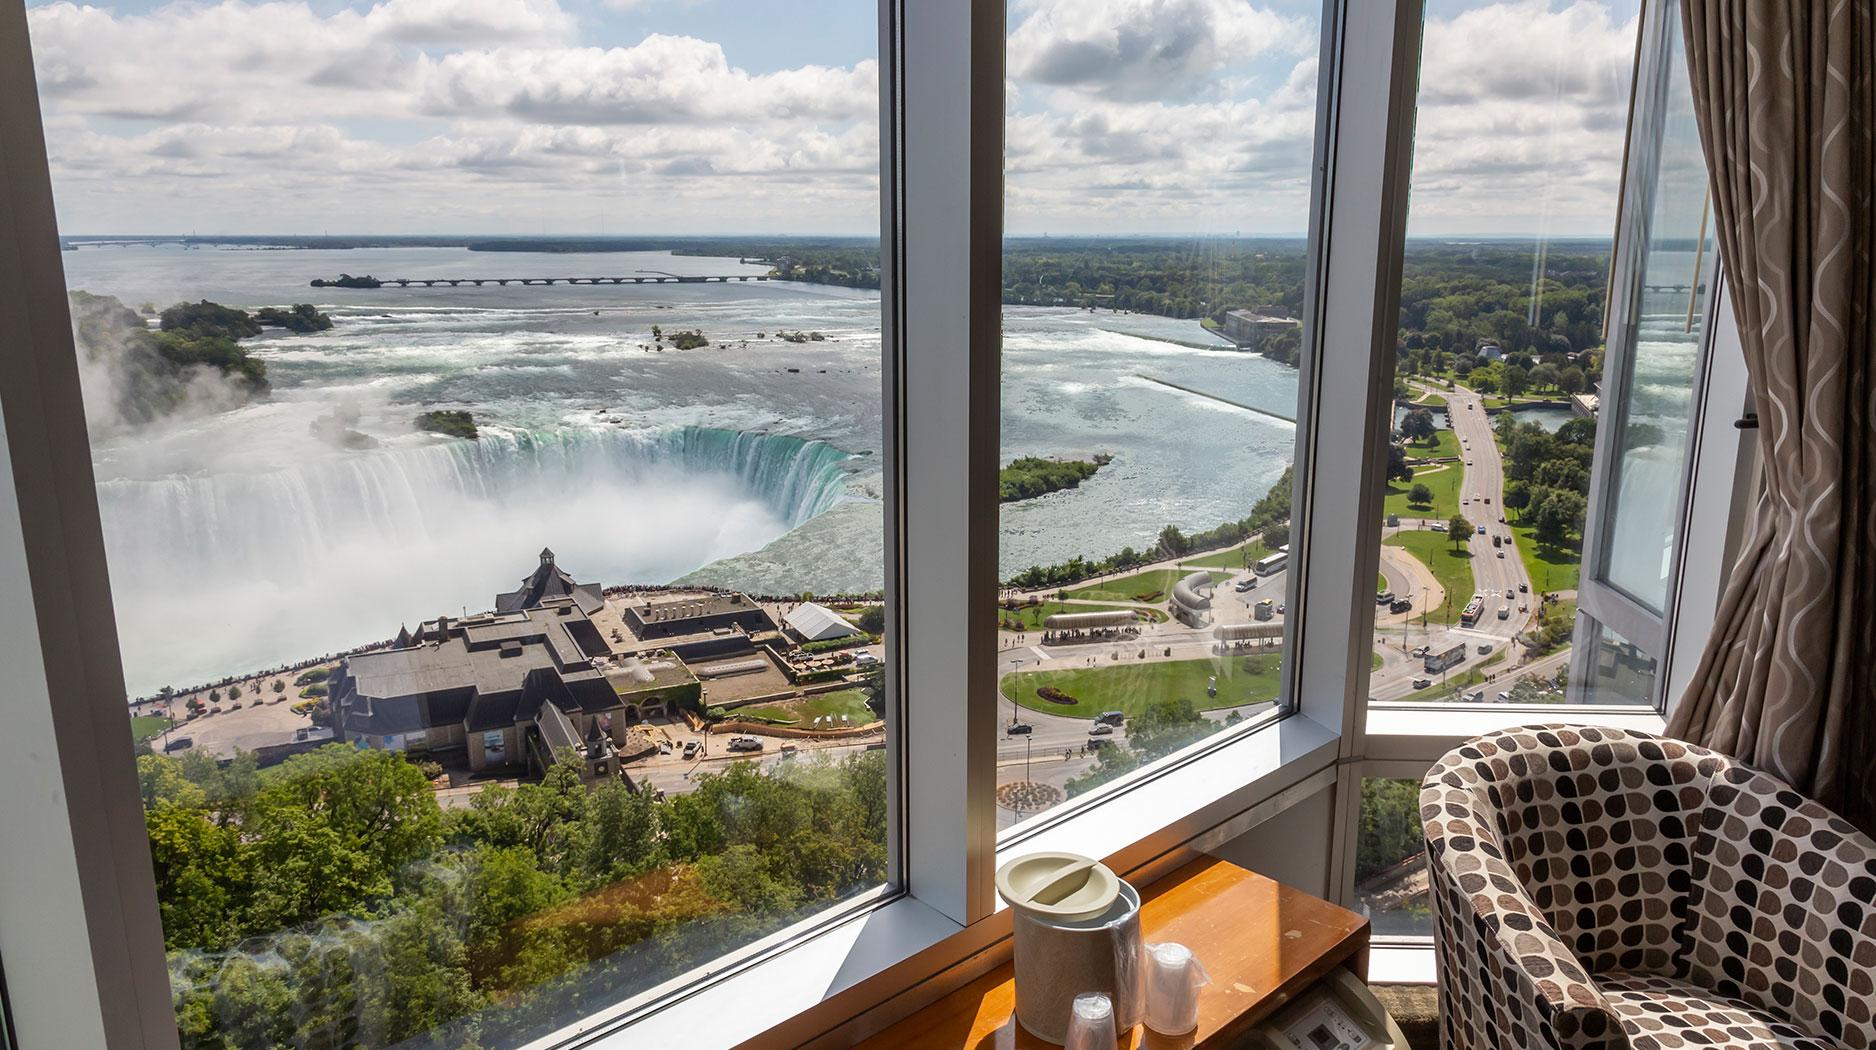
[1422,725,1876,1050]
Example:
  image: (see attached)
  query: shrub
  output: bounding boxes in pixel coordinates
[1036,686,1078,706]
[294,667,331,686]
[298,683,328,699]
[414,759,445,780]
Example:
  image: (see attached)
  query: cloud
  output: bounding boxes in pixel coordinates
[1008,0,1312,103]
[415,35,877,125]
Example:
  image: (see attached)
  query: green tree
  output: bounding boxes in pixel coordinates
[1407,483,1434,507]
[1448,514,1474,550]
[1400,408,1438,444]
[856,604,886,634]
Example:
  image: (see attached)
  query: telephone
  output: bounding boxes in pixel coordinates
[1245,967,1407,1050]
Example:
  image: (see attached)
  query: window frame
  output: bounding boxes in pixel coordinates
[0,0,1766,1043]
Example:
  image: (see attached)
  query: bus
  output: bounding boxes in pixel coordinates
[1254,545,1290,577]
[1424,643,1467,674]
[1459,593,1486,627]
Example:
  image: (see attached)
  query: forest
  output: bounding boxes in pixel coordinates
[140,744,885,1049]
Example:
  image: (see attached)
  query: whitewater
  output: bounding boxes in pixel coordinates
[64,245,1298,694]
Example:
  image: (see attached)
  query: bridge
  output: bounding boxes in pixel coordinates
[311,271,772,289]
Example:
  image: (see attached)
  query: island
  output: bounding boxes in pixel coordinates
[415,409,478,439]
[999,454,1112,503]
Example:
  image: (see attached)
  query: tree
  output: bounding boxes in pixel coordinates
[1500,366,1529,399]
[1384,444,1413,483]
[1262,522,1291,549]
[229,684,242,701]
[1533,491,1586,546]
[856,605,886,634]
[1503,481,1531,517]
[1530,363,1560,391]
[1156,524,1189,557]
[273,679,286,694]
[1407,483,1434,507]
[1558,366,1586,395]
[1400,408,1438,444]
[1448,514,1474,550]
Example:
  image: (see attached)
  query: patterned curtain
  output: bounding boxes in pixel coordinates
[1667,0,1876,831]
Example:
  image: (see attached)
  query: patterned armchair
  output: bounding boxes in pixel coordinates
[1422,725,1876,1050]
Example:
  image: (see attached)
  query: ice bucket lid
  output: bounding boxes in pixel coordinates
[995,852,1121,921]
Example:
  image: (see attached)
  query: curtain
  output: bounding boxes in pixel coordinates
[1667,0,1876,831]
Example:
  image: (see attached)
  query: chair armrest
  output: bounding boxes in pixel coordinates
[1424,773,1628,1050]
[1687,768,1876,1047]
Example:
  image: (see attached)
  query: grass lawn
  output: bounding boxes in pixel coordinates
[130,714,175,743]
[1064,568,1232,604]
[1401,428,1459,461]
[1373,650,1384,671]
[1412,392,1448,409]
[994,600,1165,630]
[735,689,877,725]
[1382,461,1462,522]
[1507,519,1582,594]
[1383,529,1478,623]
[1179,541,1268,571]
[1002,655,1283,719]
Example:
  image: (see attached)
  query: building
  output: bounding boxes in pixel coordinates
[1221,309,1300,352]
[1171,571,1214,627]
[1041,609,1139,636]
[330,554,696,778]
[784,601,864,643]
[619,591,778,661]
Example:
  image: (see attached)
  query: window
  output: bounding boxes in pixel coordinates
[1355,777,1431,938]
[29,1,889,1045]
[993,0,1324,829]
[1370,0,1650,707]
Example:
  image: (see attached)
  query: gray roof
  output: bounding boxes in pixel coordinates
[495,549,604,616]
[784,602,863,641]
[1043,610,1138,630]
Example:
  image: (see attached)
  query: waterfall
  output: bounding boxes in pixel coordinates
[91,425,851,693]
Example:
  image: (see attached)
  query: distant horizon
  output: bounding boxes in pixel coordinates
[60,231,1618,244]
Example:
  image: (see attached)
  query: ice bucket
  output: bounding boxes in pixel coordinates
[996,852,1143,1043]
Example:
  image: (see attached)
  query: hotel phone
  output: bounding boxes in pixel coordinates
[1246,967,1408,1050]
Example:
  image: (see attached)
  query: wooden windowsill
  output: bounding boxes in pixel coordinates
[855,857,1369,1049]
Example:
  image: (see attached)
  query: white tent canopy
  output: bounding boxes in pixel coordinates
[785,601,864,642]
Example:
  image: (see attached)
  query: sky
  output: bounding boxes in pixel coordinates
[26,0,1640,237]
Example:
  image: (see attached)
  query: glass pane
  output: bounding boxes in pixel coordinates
[1356,777,1431,938]
[1577,616,1660,705]
[1602,0,1710,612]
[995,0,1322,829]
[32,0,889,1044]
[1369,0,1651,707]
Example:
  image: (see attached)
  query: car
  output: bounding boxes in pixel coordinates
[727,736,764,753]
[1088,737,1113,749]
[1496,550,1505,559]
[1476,524,1487,535]
[1235,578,1257,592]
[1005,722,1033,736]
[1276,603,1287,615]
[1430,521,1447,532]
[1375,591,1394,605]
[1390,598,1413,613]
[1498,515,1507,523]
[1476,643,1493,655]
[1464,689,1486,702]
[1492,535,1502,548]
[682,740,699,758]
[1466,458,1474,465]
[1412,677,1432,689]
[1519,603,1528,613]
[163,736,193,752]
[1495,692,1511,703]
[1484,496,1492,504]
[1411,645,1430,657]
[853,652,880,667]
[1504,588,1515,599]
[1089,723,1115,736]
[1497,606,1510,620]
[1095,711,1127,726]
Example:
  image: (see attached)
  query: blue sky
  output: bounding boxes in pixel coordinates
[28,0,1640,237]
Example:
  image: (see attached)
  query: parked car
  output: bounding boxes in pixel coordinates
[1005,722,1033,736]
[1412,677,1432,689]
[1095,711,1127,726]
[1390,598,1413,614]
[1088,723,1115,736]
[854,652,880,667]
[727,736,763,753]
[1477,643,1493,655]
[1375,591,1394,605]
[682,740,699,758]
[1463,690,1486,702]
[163,736,193,752]
[1411,645,1430,657]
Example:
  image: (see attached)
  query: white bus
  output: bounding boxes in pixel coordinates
[1254,545,1290,577]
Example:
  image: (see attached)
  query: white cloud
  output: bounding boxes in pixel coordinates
[1008,0,1312,103]
[415,35,877,125]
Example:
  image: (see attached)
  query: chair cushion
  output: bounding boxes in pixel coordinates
[1599,972,1838,1049]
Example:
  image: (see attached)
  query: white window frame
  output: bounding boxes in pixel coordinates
[0,0,1760,1043]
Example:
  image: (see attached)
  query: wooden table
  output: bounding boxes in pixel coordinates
[858,858,1368,1049]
